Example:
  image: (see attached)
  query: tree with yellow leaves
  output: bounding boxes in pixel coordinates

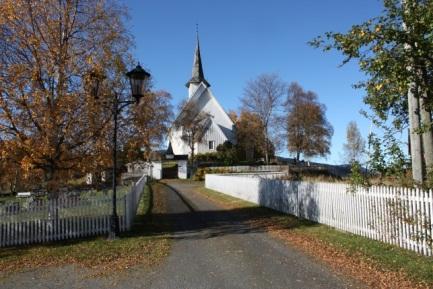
[232,110,268,162]
[126,90,173,162]
[0,0,134,194]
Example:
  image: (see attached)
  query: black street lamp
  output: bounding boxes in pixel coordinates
[91,64,150,239]
[126,64,151,102]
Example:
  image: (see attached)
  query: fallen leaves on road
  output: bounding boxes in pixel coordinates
[268,228,429,289]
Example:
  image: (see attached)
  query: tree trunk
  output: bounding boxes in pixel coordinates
[402,2,424,184]
[190,143,195,178]
[264,128,269,164]
[408,84,424,184]
[420,95,433,176]
[44,167,60,226]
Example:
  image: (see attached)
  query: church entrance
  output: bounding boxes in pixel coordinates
[162,161,179,179]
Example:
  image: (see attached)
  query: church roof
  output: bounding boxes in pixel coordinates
[186,34,210,88]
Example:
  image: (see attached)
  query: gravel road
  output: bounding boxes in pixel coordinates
[140,180,363,289]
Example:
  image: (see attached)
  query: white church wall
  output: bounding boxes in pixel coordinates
[169,128,190,155]
[197,122,227,154]
[193,88,233,131]
[201,91,235,142]
[188,82,203,100]
[169,86,235,156]
[207,93,234,130]
[189,82,207,101]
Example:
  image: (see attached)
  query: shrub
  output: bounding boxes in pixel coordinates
[192,167,231,181]
[195,141,238,166]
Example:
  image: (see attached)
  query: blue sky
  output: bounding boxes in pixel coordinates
[126,0,389,164]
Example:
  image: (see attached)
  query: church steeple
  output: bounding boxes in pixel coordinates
[186,29,210,91]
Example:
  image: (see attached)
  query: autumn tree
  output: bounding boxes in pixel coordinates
[173,100,212,171]
[310,0,433,184]
[241,73,285,164]
[0,140,28,193]
[232,110,267,161]
[343,121,366,164]
[0,0,133,193]
[127,90,173,161]
[285,82,333,161]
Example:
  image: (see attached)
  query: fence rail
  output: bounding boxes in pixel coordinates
[205,165,288,172]
[0,175,147,247]
[205,174,433,256]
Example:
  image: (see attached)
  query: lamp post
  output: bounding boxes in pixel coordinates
[91,64,150,239]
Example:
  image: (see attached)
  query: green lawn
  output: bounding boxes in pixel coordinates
[0,195,18,202]
[196,184,433,287]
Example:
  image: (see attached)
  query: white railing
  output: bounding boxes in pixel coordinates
[0,175,147,247]
[205,165,288,173]
[205,174,433,256]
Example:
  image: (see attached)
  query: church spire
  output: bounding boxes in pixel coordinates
[186,27,210,88]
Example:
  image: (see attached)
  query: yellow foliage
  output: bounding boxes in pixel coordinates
[375,83,383,90]
[0,0,134,193]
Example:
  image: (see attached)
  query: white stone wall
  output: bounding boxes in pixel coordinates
[205,173,287,205]
[151,161,162,180]
[177,160,188,179]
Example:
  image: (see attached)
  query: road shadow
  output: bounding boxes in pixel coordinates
[124,182,318,241]
[140,208,317,241]
[0,180,318,253]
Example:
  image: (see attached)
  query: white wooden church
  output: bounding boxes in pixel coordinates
[168,36,236,156]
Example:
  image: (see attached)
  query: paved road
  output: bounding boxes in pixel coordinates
[0,180,364,289]
[142,180,363,289]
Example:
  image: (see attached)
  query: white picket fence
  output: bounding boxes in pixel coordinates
[206,174,433,256]
[0,175,147,247]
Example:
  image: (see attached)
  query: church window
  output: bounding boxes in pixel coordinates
[208,140,216,150]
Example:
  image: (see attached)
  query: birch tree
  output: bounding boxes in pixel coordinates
[241,73,285,164]
[343,121,366,163]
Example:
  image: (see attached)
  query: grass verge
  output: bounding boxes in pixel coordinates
[0,183,170,275]
[196,183,433,289]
